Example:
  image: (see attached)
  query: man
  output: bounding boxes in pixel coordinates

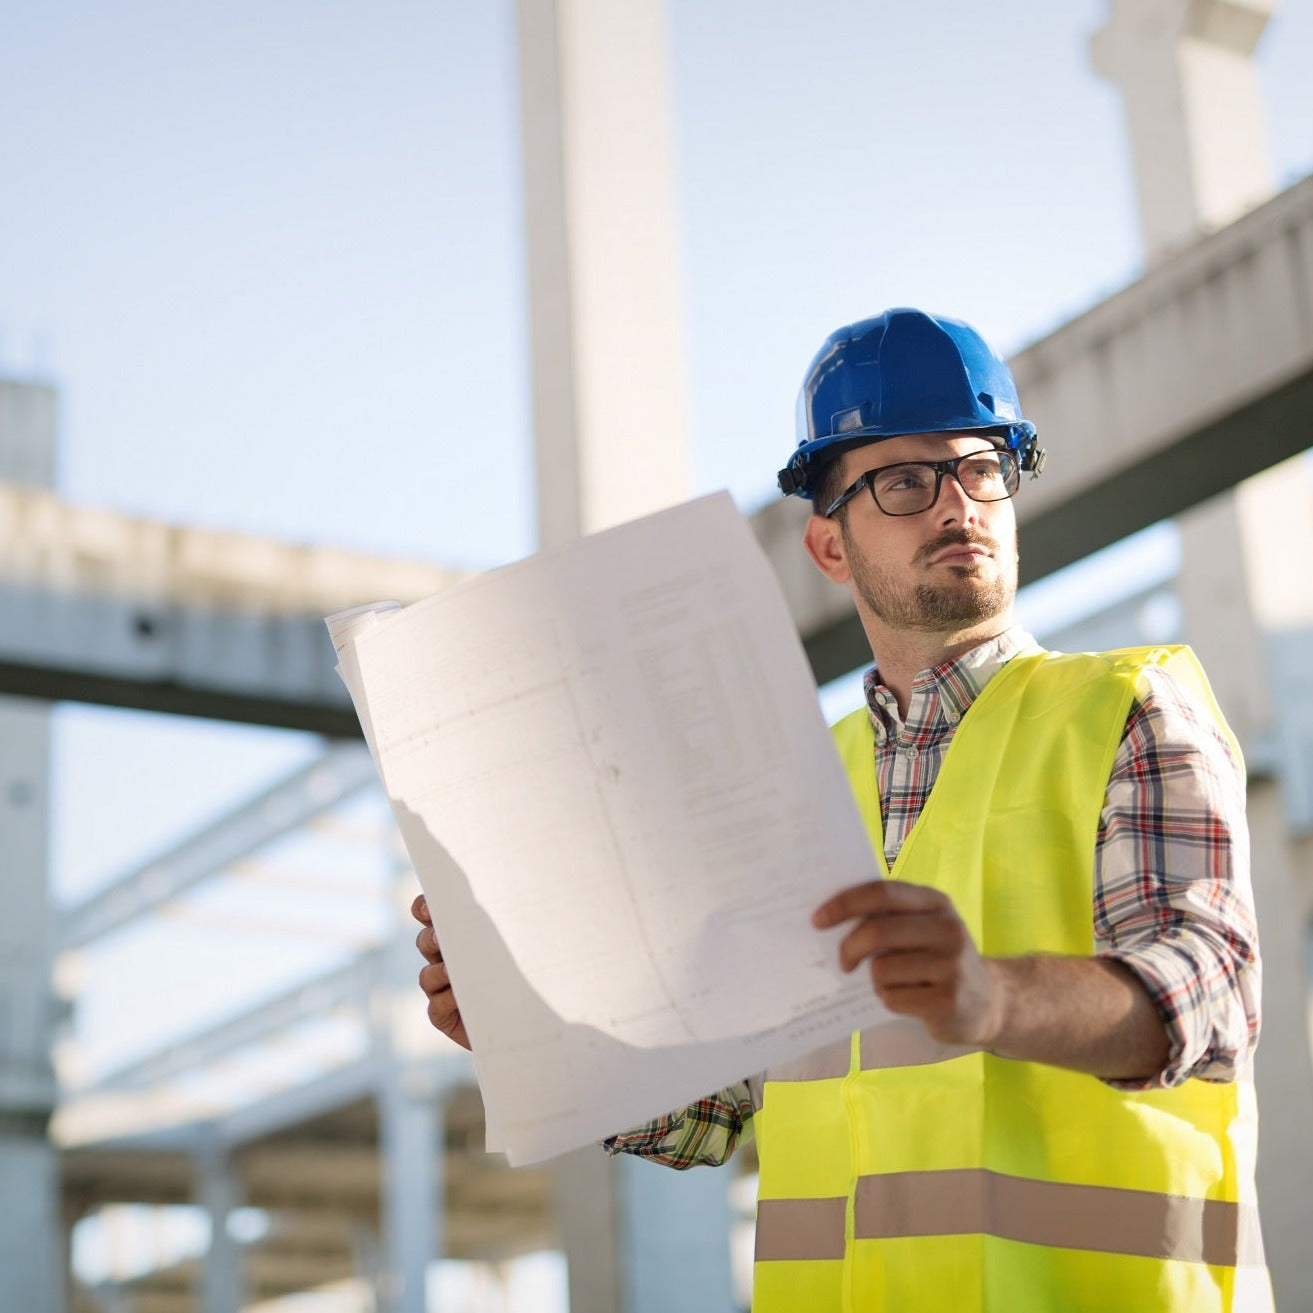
[415,308,1269,1310]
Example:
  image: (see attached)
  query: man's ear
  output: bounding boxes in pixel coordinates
[803,512,851,584]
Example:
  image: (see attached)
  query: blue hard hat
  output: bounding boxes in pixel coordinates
[777,308,1044,499]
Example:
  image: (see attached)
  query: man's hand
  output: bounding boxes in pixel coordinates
[812,879,1172,1081]
[412,894,472,1051]
[813,880,1005,1048]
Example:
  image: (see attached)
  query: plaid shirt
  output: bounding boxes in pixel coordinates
[605,628,1261,1169]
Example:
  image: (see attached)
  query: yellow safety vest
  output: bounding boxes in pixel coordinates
[752,647,1272,1313]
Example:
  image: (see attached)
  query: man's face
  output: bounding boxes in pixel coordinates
[823,432,1020,634]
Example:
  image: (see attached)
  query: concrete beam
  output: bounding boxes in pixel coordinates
[0,479,461,734]
[781,173,1313,683]
[4,178,1312,714]
[54,1062,377,1158]
[1013,173,1313,553]
[59,745,377,950]
[81,951,385,1094]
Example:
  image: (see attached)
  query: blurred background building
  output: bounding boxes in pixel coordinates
[1,0,1311,1310]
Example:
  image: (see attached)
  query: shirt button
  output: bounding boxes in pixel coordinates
[899,745,919,760]
[944,708,960,725]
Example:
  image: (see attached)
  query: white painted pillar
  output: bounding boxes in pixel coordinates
[1091,6,1313,1306]
[376,871,445,1313]
[621,1155,735,1313]
[196,1135,244,1313]
[87,1281,130,1313]
[0,380,63,1313]
[349,1217,385,1312]
[552,1150,735,1313]
[377,1072,441,1313]
[514,4,728,1307]
[515,0,693,546]
[1223,465,1313,1297]
[552,1149,622,1313]
[1175,485,1313,1302]
[1090,0,1277,259]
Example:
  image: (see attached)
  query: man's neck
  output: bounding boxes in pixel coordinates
[863,615,1015,719]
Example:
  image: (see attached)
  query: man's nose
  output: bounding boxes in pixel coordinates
[934,471,981,526]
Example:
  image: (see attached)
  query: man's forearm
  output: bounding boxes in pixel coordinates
[986,954,1170,1081]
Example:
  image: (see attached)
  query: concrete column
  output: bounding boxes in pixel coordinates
[553,1150,735,1313]
[0,381,59,486]
[1090,0,1277,259]
[1244,782,1313,1261]
[620,1154,735,1313]
[1229,463,1313,1303]
[376,871,445,1313]
[1092,6,1313,1304]
[1177,473,1313,1310]
[196,1135,244,1313]
[349,1217,385,1313]
[514,0,692,545]
[1174,496,1271,748]
[377,1071,442,1313]
[513,8,724,1302]
[0,379,62,1313]
[553,1149,622,1313]
[87,1281,130,1313]
[0,1117,63,1313]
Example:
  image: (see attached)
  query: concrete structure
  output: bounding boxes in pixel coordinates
[18,190,1311,1301]
[516,0,693,547]
[516,4,734,1308]
[1089,0,1277,256]
[1092,7,1313,1306]
[0,379,64,1313]
[6,171,1313,717]
[0,477,458,736]
[1,2,1310,1310]
[752,169,1313,683]
[59,1082,559,1312]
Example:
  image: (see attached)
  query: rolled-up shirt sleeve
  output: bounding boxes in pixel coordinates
[603,1083,754,1169]
[1095,665,1261,1089]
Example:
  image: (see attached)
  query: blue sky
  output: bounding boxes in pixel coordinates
[5,0,1308,573]
[1,1,1310,1065]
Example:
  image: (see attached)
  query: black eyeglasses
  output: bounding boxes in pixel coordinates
[823,449,1022,518]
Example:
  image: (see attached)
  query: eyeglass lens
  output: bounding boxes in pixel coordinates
[870,451,1019,515]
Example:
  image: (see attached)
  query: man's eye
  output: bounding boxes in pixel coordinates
[878,468,931,493]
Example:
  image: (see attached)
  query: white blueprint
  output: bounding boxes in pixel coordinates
[328,492,889,1165]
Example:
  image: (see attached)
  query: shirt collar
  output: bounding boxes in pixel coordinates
[862,624,1040,740]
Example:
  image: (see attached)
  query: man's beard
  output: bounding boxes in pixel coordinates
[842,524,1017,632]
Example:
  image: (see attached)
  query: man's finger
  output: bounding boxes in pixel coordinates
[411,894,432,926]
[427,994,463,1035]
[867,950,955,990]
[419,962,452,996]
[813,879,947,929]
[836,913,961,971]
[415,926,444,965]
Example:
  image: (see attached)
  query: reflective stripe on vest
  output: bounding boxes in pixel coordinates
[757,1170,1265,1267]
[751,647,1271,1313]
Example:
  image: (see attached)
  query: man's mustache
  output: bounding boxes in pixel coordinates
[914,529,999,565]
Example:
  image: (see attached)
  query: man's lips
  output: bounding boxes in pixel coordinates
[931,544,993,565]
[920,534,997,566]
